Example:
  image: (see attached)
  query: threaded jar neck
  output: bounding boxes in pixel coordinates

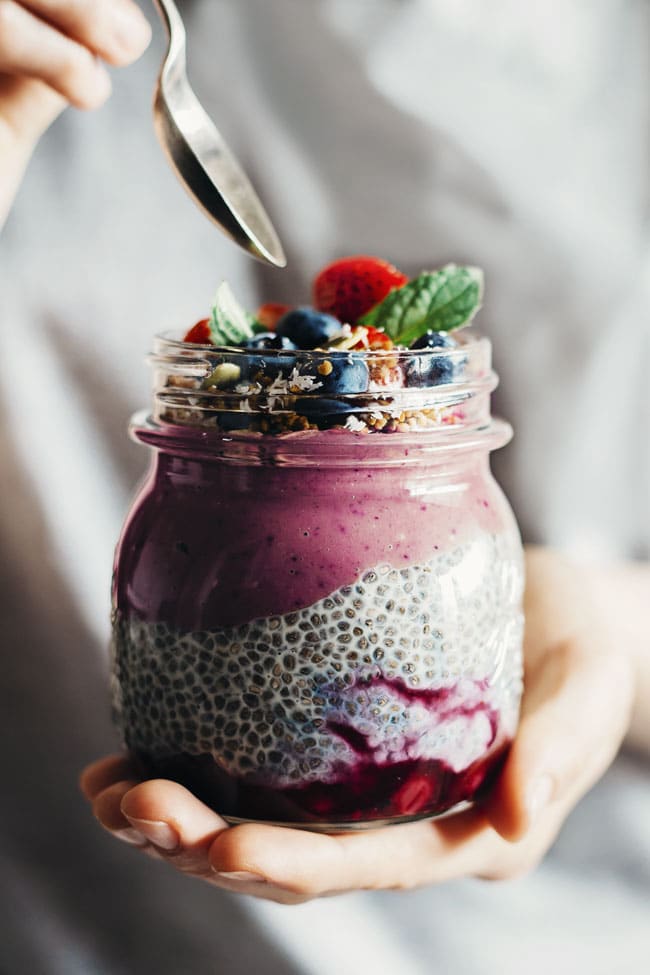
[130,331,511,467]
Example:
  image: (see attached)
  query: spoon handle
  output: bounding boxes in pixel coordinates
[152,0,186,63]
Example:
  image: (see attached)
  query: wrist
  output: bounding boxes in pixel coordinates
[0,83,65,230]
[523,546,642,750]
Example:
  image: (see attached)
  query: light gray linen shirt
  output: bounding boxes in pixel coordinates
[0,2,648,973]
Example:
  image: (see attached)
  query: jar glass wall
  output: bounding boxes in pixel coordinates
[111,334,524,829]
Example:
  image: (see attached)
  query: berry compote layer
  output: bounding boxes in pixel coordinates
[111,258,524,828]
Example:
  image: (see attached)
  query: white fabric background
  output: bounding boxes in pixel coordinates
[0,1,648,973]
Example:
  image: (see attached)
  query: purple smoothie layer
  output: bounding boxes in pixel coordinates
[114,437,510,632]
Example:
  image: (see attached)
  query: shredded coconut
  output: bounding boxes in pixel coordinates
[287,368,323,392]
[344,415,368,432]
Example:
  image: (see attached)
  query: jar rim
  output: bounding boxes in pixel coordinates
[153,328,490,361]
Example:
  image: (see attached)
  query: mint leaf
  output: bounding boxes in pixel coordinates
[360,265,483,345]
[209,282,255,345]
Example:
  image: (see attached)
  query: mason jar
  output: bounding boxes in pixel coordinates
[111,332,524,830]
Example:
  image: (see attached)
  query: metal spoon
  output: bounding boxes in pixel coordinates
[151,0,286,267]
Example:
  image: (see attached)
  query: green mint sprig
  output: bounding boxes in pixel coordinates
[360,264,483,345]
[209,281,255,345]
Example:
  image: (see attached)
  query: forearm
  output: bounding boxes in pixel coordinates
[599,559,650,752]
[0,131,34,230]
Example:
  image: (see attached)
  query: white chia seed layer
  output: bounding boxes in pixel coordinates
[111,533,524,788]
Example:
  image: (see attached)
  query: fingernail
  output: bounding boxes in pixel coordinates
[113,6,152,53]
[123,817,179,850]
[214,870,267,885]
[526,774,554,824]
[113,827,148,847]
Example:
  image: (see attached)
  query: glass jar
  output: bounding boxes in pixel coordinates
[111,332,524,830]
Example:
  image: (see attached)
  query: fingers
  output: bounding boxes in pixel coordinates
[120,779,228,849]
[0,0,151,111]
[209,808,499,896]
[91,778,147,845]
[20,0,152,66]
[88,770,231,876]
[485,633,635,841]
[0,2,109,108]
[118,779,231,876]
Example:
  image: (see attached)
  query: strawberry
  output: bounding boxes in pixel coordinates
[256,302,291,331]
[183,318,212,344]
[393,773,436,816]
[313,255,408,324]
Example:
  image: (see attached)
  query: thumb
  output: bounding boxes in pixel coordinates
[0,75,67,144]
[485,632,634,842]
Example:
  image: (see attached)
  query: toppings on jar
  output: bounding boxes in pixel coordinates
[175,258,484,435]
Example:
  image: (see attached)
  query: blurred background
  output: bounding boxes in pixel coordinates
[0,1,648,973]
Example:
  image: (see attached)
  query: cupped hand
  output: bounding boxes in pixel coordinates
[0,0,151,222]
[81,547,637,903]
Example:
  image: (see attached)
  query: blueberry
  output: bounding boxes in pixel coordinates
[410,331,457,351]
[216,412,251,432]
[294,397,353,428]
[294,397,354,417]
[276,307,341,349]
[241,332,297,381]
[312,353,369,395]
[236,347,296,384]
[243,332,297,351]
[405,331,460,386]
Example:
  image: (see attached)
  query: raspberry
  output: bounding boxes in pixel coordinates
[183,319,212,344]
